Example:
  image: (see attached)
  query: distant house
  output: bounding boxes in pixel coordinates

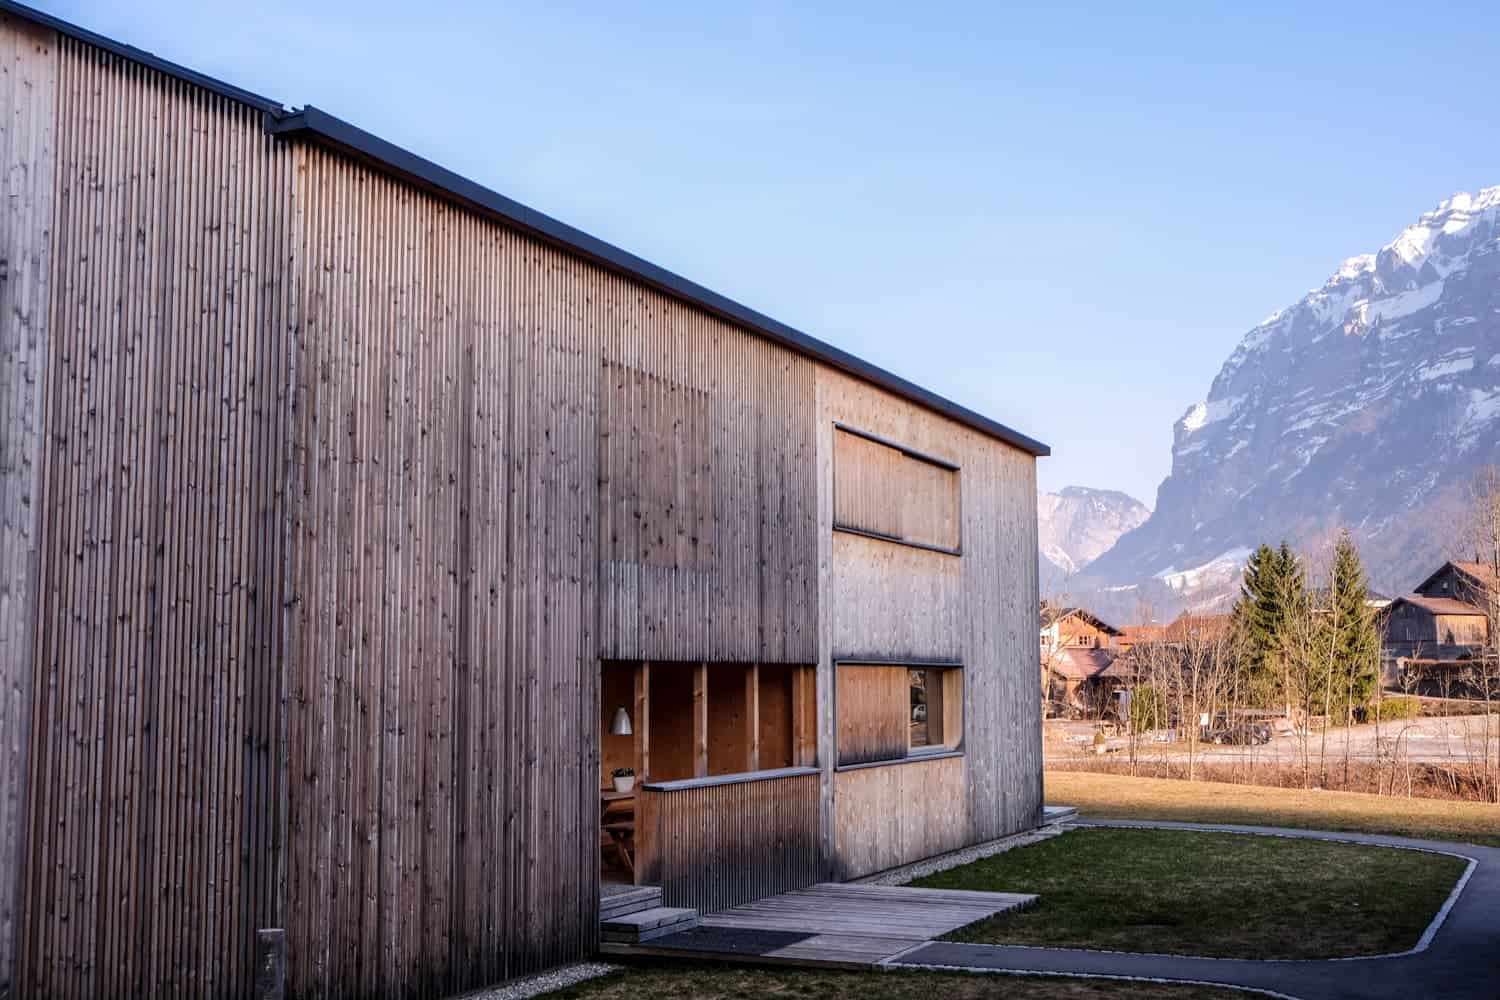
[1040,606,1131,714]
[1381,561,1496,690]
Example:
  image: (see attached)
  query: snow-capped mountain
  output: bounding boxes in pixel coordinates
[1089,186,1500,600]
[1038,486,1150,576]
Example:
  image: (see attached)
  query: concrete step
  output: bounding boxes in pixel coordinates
[1043,804,1078,825]
[601,905,699,943]
[600,886,663,922]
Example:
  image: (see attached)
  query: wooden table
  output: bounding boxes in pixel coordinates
[601,790,636,876]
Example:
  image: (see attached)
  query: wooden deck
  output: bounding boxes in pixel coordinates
[601,882,1035,968]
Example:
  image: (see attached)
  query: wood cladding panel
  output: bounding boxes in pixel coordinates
[819,368,1042,879]
[0,15,55,998]
[833,427,959,551]
[19,36,296,1000]
[834,665,907,766]
[598,322,818,666]
[281,145,603,997]
[829,532,963,661]
[637,772,821,914]
[831,756,969,879]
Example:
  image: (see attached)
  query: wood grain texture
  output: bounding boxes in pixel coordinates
[8,11,1043,995]
[831,756,970,880]
[19,34,296,999]
[834,665,907,766]
[598,318,818,666]
[636,771,821,914]
[0,15,55,998]
[818,368,1041,879]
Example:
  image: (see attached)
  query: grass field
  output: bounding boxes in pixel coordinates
[547,962,1247,999]
[1046,770,1500,847]
[911,827,1465,959]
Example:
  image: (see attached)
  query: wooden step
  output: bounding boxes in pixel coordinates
[600,886,663,921]
[601,905,699,943]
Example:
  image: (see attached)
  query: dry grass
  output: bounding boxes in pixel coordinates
[1046,770,1500,848]
[916,827,1464,959]
[548,962,1246,999]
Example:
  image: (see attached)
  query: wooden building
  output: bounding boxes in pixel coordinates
[0,4,1048,998]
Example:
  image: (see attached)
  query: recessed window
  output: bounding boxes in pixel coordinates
[833,426,960,553]
[837,662,962,766]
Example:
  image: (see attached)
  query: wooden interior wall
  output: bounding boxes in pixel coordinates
[19,36,296,1000]
[834,665,907,766]
[0,15,55,998]
[598,314,818,666]
[832,428,959,551]
[756,665,794,769]
[600,664,635,783]
[831,756,969,879]
[647,662,697,781]
[818,368,1041,878]
[706,665,750,776]
[637,770,821,914]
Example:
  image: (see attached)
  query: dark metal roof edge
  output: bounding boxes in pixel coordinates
[268,106,1051,457]
[6,0,1049,457]
[0,0,282,112]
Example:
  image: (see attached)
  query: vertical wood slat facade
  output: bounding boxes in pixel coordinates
[1,13,55,997]
[4,6,1045,998]
[16,31,295,1000]
[636,771,821,914]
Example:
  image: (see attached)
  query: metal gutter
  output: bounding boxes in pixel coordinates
[6,0,1050,457]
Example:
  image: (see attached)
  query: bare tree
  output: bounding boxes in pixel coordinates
[1454,467,1500,802]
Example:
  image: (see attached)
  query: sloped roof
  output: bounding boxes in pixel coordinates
[1414,560,1499,597]
[1047,647,1117,680]
[1390,595,1488,617]
[0,0,1050,460]
[1040,606,1124,636]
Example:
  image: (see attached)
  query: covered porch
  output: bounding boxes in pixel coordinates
[599,660,821,908]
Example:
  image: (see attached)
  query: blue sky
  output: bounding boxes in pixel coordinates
[41,1,1500,503]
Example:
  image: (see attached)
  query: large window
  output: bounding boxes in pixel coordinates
[836,662,963,767]
[833,426,960,554]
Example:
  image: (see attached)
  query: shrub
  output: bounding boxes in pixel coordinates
[1371,696,1421,722]
[1130,685,1168,733]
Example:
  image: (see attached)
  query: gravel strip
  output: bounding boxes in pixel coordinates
[450,961,621,1000]
[856,823,1073,886]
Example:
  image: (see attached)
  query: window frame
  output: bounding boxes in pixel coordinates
[832,657,966,771]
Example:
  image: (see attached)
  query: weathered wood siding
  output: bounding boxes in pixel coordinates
[832,427,959,551]
[818,370,1042,878]
[7,6,1043,994]
[831,756,969,879]
[599,336,818,665]
[636,771,821,913]
[19,34,296,1000]
[1,14,55,997]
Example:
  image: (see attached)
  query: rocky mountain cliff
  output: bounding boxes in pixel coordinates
[1038,486,1150,577]
[1088,187,1500,605]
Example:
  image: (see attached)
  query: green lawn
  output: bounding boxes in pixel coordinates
[548,962,1247,999]
[911,827,1466,959]
[1046,770,1500,848]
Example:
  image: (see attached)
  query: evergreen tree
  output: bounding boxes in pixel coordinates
[1232,541,1307,707]
[1329,530,1380,709]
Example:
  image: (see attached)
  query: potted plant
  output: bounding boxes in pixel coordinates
[1092,730,1107,755]
[611,766,636,793]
